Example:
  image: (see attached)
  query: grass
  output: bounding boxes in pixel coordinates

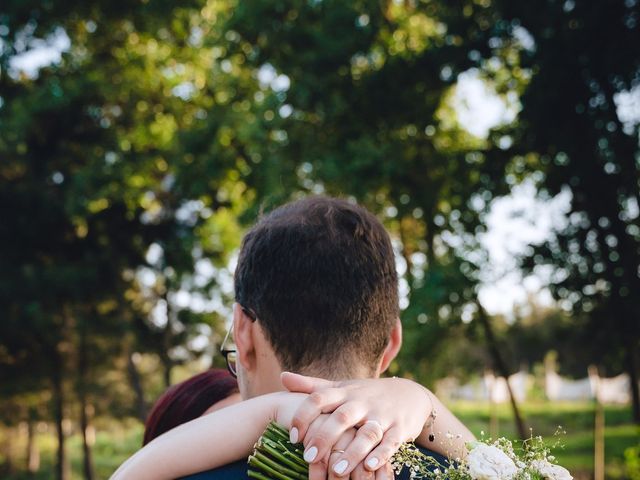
[0,422,143,480]
[449,401,640,479]
[1,402,638,479]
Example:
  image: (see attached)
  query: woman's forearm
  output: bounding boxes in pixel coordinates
[415,388,475,460]
[111,392,305,480]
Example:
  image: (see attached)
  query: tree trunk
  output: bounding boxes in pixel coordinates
[593,376,605,480]
[161,292,173,388]
[162,355,172,389]
[2,425,15,475]
[27,414,40,474]
[625,336,640,424]
[127,349,148,422]
[399,218,415,289]
[425,217,436,268]
[51,350,68,480]
[80,399,95,480]
[476,302,527,439]
[78,323,95,480]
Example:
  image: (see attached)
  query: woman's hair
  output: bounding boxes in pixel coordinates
[143,369,239,445]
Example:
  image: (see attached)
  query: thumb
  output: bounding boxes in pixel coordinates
[281,371,336,393]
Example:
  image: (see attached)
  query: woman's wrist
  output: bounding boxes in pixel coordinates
[274,391,308,429]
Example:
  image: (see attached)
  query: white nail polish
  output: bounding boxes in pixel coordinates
[366,457,379,469]
[290,427,299,444]
[304,446,318,463]
[333,459,349,475]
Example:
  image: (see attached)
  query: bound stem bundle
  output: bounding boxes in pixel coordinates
[248,422,309,480]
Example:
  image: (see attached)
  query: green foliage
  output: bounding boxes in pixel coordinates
[1,0,640,476]
[492,0,640,392]
[625,444,640,480]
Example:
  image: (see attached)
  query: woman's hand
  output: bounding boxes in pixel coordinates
[281,372,433,478]
[302,416,395,480]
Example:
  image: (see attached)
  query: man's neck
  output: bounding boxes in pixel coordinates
[245,364,377,399]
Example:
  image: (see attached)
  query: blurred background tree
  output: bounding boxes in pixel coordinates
[488,0,640,423]
[0,0,638,478]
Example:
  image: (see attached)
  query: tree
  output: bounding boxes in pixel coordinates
[488,0,640,423]
[224,0,529,435]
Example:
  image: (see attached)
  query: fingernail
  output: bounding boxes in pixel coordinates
[366,457,379,469]
[303,446,318,463]
[290,427,299,444]
[333,459,349,475]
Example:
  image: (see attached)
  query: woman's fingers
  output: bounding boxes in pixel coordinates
[364,426,404,472]
[324,429,356,480]
[328,420,385,477]
[281,371,336,394]
[303,402,367,464]
[309,457,329,480]
[307,415,331,480]
[290,388,347,444]
[345,462,374,480]
[374,462,394,480]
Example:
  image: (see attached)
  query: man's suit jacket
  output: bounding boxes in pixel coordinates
[181,447,449,479]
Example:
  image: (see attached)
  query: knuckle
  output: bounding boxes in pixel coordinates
[317,456,329,469]
[335,409,352,426]
[292,413,305,428]
[311,432,330,449]
[386,436,402,451]
[309,392,325,407]
[360,426,382,443]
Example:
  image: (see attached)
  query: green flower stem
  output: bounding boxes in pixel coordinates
[247,470,274,480]
[258,441,307,473]
[281,449,308,470]
[248,455,299,480]
[268,423,291,439]
[252,451,307,480]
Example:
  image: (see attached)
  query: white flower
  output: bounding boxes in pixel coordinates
[467,444,518,480]
[530,459,573,480]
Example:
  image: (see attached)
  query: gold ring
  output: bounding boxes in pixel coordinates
[331,449,346,454]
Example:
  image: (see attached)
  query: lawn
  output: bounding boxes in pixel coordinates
[449,401,639,479]
[1,402,638,479]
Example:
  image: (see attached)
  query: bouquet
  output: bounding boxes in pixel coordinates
[248,422,573,480]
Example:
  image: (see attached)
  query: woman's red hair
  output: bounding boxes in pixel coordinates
[143,369,238,445]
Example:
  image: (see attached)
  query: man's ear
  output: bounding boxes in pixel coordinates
[378,318,402,374]
[234,303,256,371]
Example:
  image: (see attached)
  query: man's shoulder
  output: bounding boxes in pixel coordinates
[179,460,248,480]
[396,446,449,479]
[179,447,448,480]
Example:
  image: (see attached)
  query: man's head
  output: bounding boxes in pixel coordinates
[232,196,401,398]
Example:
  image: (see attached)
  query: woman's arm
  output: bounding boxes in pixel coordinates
[112,376,473,480]
[111,392,306,480]
[282,373,475,478]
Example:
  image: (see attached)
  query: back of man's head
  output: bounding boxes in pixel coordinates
[234,196,399,378]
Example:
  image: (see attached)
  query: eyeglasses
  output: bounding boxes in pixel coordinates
[220,305,257,378]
